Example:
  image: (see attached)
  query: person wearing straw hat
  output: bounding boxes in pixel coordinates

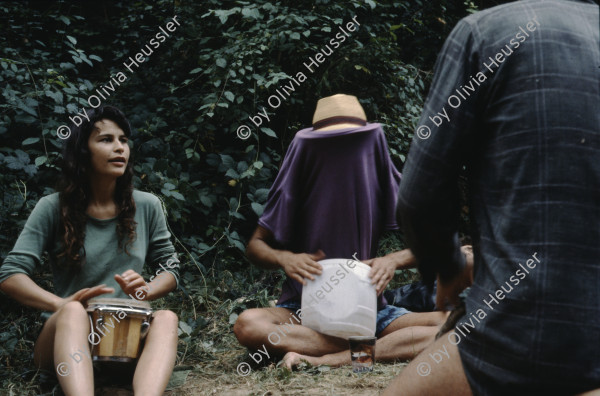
[235,94,472,368]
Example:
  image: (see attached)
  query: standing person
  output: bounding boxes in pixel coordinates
[0,106,179,396]
[234,94,455,369]
[385,0,600,395]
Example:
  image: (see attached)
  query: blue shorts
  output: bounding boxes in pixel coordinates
[276,301,411,337]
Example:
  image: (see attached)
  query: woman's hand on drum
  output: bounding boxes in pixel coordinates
[56,284,115,310]
[277,250,325,285]
[364,257,397,296]
[115,270,150,299]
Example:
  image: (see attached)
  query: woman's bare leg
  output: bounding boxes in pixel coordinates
[34,301,94,396]
[280,311,449,368]
[132,310,178,396]
[383,332,472,396]
[282,325,439,368]
[233,307,349,357]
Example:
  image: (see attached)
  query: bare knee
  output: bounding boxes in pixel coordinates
[152,310,178,330]
[55,301,88,326]
[234,309,267,347]
[146,310,178,347]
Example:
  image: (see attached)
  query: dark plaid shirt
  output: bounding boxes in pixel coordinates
[397,0,600,394]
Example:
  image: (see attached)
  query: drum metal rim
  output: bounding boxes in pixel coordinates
[92,306,153,319]
[86,297,151,310]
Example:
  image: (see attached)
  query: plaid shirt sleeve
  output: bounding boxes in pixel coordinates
[396,18,483,285]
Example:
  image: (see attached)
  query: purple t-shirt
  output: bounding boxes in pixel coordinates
[258,123,402,307]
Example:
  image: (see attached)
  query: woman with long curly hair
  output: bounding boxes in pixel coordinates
[0,106,179,395]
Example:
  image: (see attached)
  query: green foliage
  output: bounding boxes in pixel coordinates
[0,0,472,284]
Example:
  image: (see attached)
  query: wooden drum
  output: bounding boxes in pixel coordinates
[86,298,153,363]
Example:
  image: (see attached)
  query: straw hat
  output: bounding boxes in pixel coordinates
[312,94,367,131]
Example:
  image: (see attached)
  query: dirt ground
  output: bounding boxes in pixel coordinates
[97,360,408,396]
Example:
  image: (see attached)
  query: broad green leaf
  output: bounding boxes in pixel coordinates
[219,154,235,168]
[253,188,270,202]
[35,156,47,166]
[224,91,235,102]
[261,127,277,138]
[225,168,239,179]
[23,137,40,145]
[171,191,185,201]
[216,58,227,68]
[251,202,264,216]
[200,195,212,208]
